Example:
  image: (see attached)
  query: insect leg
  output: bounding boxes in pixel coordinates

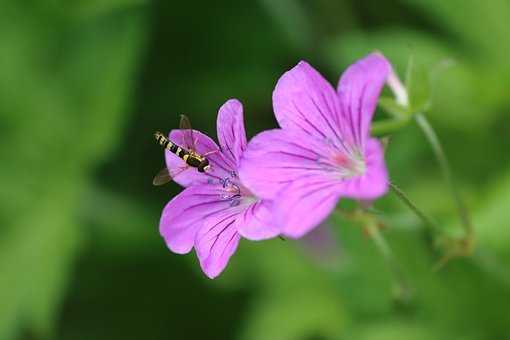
[203,149,220,157]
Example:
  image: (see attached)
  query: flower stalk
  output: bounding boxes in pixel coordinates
[371,117,410,136]
[414,113,475,257]
[337,207,412,303]
[389,182,440,233]
[376,58,475,263]
[364,217,412,303]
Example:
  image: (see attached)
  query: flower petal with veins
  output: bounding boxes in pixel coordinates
[195,209,241,279]
[240,53,392,237]
[159,99,279,279]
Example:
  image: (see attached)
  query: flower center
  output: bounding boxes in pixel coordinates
[328,150,366,179]
[320,138,366,179]
[219,171,255,207]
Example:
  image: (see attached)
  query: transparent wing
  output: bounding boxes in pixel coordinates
[179,114,196,152]
[152,166,188,186]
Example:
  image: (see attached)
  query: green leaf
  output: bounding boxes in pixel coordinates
[378,96,411,118]
[323,29,500,129]
[0,3,147,338]
[405,55,431,113]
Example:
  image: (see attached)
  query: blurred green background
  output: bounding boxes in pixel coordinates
[2,0,510,339]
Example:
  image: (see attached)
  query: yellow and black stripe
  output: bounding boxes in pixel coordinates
[154,131,210,172]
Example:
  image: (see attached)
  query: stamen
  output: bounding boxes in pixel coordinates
[219,172,242,206]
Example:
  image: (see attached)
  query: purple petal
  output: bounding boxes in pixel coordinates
[235,200,280,241]
[165,129,232,187]
[239,129,332,199]
[159,184,230,254]
[337,53,391,148]
[273,61,345,141]
[217,99,247,167]
[276,177,342,238]
[195,209,241,279]
[338,138,389,200]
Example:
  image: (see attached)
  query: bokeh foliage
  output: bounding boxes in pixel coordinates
[1,1,509,339]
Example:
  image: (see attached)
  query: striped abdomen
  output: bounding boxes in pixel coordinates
[154,131,190,159]
[154,131,209,172]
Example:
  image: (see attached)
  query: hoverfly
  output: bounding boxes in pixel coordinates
[153,115,216,186]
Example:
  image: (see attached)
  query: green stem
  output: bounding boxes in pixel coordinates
[389,182,440,233]
[336,208,412,302]
[364,218,412,302]
[414,113,473,241]
[371,117,410,136]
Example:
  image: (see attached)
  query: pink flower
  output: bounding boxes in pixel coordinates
[239,53,391,238]
[159,99,279,279]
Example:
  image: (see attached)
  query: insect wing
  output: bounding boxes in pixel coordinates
[179,114,196,152]
[152,166,188,186]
